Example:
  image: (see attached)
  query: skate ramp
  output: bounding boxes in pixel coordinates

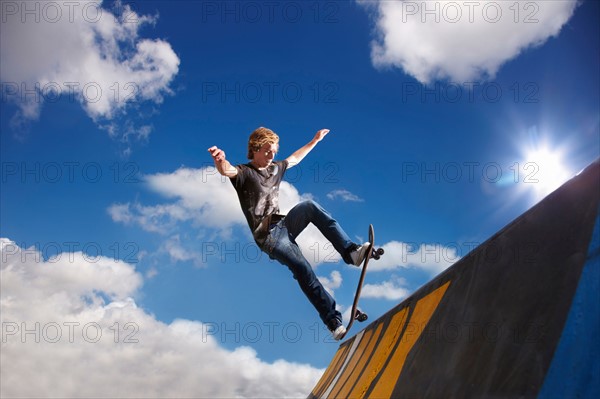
[309,160,599,399]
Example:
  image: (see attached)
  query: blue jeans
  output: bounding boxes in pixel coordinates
[262,200,353,327]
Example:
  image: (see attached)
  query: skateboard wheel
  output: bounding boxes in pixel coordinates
[371,248,384,260]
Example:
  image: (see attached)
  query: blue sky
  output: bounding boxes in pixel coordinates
[1,0,599,397]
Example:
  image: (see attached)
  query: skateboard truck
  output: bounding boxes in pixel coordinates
[355,309,368,322]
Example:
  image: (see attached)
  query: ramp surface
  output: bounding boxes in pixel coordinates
[309,160,599,399]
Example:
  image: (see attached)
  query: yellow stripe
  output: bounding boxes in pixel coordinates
[348,307,410,399]
[332,323,385,399]
[310,344,350,398]
[368,281,451,398]
[323,331,366,398]
[328,329,374,398]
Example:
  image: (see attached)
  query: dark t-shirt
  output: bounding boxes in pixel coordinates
[230,160,289,247]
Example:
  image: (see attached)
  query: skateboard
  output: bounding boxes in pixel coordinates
[341,224,384,339]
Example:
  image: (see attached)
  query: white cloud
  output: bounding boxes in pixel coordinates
[318,270,343,297]
[109,167,342,267]
[161,234,203,267]
[360,0,578,83]
[108,167,245,236]
[368,240,459,276]
[341,306,353,324]
[327,189,364,202]
[278,180,315,213]
[0,0,179,138]
[107,201,191,234]
[145,167,244,228]
[362,275,411,301]
[0,238,322,398]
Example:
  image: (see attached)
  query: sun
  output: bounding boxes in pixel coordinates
[522,145,571,201]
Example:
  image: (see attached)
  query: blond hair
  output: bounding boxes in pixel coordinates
[247,127,279,159]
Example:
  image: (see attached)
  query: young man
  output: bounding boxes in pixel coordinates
[208,127,370,340]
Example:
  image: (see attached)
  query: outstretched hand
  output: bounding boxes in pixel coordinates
[285,128,331,168]
[207,146,226,163]
[207,146,238,177]
[314,129,330,142]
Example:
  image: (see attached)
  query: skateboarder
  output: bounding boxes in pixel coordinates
[208,127,370,340]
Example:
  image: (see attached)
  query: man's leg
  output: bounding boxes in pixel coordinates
[284,200,356,264]
[268,223,342,328]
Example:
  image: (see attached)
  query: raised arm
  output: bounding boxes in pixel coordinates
[285,129,330,168]
[208,146,238,177]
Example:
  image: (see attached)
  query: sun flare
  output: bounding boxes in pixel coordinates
[523,145,571,200]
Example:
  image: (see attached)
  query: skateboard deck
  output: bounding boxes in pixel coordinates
[340,224,384,340]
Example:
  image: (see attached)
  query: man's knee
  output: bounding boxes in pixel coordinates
[299,199,317,208]
[298,199,323,214]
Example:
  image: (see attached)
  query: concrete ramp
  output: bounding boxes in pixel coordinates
[309,160,599,399]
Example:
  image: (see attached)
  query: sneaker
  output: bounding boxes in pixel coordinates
[331,325,347,341]
[327,317,345,340]
[350,242,371,266]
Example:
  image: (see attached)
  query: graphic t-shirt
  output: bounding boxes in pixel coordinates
[230,160,289,247]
